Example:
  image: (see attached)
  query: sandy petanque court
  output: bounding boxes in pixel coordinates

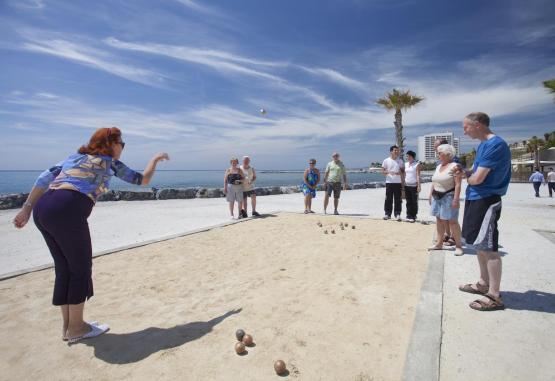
[0,212,433,381]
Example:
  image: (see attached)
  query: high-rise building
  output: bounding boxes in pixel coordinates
[417,132,460,163]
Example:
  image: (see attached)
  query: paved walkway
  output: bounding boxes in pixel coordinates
[439,183,555,381]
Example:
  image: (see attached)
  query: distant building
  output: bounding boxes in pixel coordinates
[417,132,460,163]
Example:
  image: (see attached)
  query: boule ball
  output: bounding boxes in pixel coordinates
[341,226,344,230]
[242,334,254,346]
[236,329,245,341]
[274,360,287,375]
[352,225,356,229]
[331,229,335,234]
[324,230,328,234]
[235,341,246,354]
[345,222,349,227]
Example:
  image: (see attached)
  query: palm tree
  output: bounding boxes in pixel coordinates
[376,89,424,157]
[526,136,545,169]
[544,79,555,101]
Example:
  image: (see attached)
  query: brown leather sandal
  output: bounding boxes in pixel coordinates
[459,282,489,295]
[469,293,505,311]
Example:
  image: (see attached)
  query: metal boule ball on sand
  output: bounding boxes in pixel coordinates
[274,360,287,375]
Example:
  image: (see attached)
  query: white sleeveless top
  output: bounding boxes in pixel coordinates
[432,163,457,192]
[240,165,254,191]
[404,161,420,186]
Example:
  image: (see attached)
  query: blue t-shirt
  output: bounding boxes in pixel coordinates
[466,136,511,201]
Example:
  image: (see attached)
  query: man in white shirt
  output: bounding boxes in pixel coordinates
[547,167,555,198]
[382,145,405,221]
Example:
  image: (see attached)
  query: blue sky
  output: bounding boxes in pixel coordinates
[1,0,554,170]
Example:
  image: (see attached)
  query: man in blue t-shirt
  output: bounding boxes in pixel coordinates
[457,112,511,311]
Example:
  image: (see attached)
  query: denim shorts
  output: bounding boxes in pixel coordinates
[430,192,459,220]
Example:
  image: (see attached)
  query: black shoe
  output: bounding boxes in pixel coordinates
[240,209,248,218]
[252,211,261,217]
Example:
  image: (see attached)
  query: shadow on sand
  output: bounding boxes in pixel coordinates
[503,290,555,313]
[78,308,241,364]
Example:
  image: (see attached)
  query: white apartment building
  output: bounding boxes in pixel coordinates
[417,132,460,163]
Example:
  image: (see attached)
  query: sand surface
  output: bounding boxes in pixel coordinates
[0,213,432,381]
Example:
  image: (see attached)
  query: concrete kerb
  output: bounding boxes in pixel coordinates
[402,249,445,381]
[0,211,281,281]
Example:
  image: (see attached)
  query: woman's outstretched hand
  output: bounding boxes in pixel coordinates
[154,152,170,162]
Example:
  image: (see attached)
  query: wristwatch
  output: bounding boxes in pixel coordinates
[23,201,33,209]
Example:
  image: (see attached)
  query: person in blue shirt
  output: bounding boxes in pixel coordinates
[12,127,169,343]
[457,112,511,311]
[528,168,545,197]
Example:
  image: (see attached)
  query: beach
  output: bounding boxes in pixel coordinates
[1,184,554,380]
[0,212,432,381]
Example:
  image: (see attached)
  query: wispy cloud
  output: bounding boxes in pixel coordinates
[298,66,367,91]
[8,0,44,10]
[174,0,221,16]
[105,37,337,109]
[18,32,167,88]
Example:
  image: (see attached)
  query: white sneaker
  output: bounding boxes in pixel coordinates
[68,322,110,344]
[395,215,402,221]
[383,215,391,220]
[408,218,415,223]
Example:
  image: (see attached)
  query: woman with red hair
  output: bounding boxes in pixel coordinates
[12,127,169,343]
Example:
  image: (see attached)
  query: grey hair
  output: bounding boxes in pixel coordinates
[437,144,456,158]
[465,112,490,127]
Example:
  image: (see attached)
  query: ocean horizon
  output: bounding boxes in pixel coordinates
[0,169,385,195]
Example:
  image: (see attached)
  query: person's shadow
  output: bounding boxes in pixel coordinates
[503,290,555,313]
[78,308,242,364]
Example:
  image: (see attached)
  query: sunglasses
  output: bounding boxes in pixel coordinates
[309,162,316,165]
[117,141,126,149]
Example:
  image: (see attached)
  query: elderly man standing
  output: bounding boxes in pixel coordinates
[323,152,347,215]
[458,112,511,311]
[240,156,260,217]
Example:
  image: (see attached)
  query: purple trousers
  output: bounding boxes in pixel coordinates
[33,189,94,305]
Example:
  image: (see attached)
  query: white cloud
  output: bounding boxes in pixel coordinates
[298,66,367,91]
[105,37,337,109]
[19,34,167,88]
[8,0,44,10]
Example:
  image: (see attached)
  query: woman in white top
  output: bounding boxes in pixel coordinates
[404,150,421,222]
[428,144,463,255]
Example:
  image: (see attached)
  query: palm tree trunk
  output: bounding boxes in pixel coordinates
[394,108,404,157]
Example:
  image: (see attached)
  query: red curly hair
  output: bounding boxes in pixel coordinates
[78,127,122,156]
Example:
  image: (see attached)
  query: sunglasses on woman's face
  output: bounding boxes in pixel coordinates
[118,141,126,149]
[309,162,316,165]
